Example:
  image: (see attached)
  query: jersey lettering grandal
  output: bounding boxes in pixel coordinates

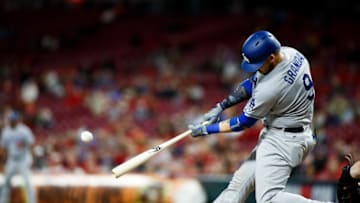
[244,46,315,128]
[284,52,304,85]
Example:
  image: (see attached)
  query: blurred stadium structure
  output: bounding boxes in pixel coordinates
[0,0,359,202]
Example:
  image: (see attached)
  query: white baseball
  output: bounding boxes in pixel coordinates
[80,130,94,142]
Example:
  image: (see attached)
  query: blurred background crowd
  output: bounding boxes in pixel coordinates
[0,0,359,183]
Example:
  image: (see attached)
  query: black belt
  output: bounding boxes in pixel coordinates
[266,126,304,133]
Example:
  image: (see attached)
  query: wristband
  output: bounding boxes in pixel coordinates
[206,123,220,134]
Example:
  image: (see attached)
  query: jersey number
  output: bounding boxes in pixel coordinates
[303,74,314,100]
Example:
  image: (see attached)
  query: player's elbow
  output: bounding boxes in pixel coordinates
[229,113,257,131]
[240,78,253,96]
[239,113,257,128]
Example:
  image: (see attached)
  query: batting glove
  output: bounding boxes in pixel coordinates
[200,103,223,124]
[189,123,208,137]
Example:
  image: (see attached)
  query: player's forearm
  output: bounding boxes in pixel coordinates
[219,79,252,109]
[206,113,257,134]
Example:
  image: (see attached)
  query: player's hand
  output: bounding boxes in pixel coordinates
[189,123,208,137]
[199,103,223,124]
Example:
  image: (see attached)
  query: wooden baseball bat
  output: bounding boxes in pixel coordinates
[112,129,192,178]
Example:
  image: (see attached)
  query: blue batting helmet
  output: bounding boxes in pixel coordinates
[241,30,281,73]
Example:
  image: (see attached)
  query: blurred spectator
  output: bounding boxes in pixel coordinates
[64,81,84,108]
[220,49,241,88]
[0,79,15,106]
[316,154,342,181]
[301,154,316,180]
[40,34,59,51]
[100,7,117,24]
[308,127,330,178]
[32,144,46,170]
[313,107,328,129]
[34,107,55,129]
[155,114,176,139]
[352,89,360,122]
[85,89,110,115]
[81,151,101,174]
[42,70,65,98]
[63,148,84,173]
[20,78,39,116]
[154,70,179,99]
[45,150,66,174]
[327,91,354,125]
[107,88,131,121]
[133,95,154,121]
[92,59,115,88]
[186,83,205,104]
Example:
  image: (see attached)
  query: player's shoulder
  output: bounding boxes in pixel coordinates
[252,72,281,98]
[1,125,11,133]
[281,46,303,56]
[281,46,308,61]
[17,123,32,132]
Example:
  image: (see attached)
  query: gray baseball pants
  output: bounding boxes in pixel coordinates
[0,159,36,203]
[214,127,333,203]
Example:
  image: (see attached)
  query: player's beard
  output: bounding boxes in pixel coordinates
[261,53,283,75]
[260,63,275,75]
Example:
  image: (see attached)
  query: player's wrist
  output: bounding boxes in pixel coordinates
[215,103,224,111]
[219,99,231,109]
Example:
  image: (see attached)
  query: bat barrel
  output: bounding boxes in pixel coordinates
[112,130,192,178]
[112,149,155,178]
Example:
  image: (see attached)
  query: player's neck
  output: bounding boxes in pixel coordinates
[259,53,284,75]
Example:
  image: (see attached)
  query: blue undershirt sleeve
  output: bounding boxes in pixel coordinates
[241,79,253,96]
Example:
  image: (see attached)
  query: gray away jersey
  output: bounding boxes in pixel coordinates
[1,123,34,161]
[244,46,315,128]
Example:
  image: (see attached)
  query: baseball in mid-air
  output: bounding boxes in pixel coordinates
[80,130,94,142]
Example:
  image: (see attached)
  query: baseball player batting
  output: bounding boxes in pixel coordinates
[0,111,36,203]
[189,30,333,203]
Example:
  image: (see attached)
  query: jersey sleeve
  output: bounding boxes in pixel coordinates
[243,87,278,119]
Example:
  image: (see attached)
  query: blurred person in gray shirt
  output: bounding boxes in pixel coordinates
[0,111,36,203]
